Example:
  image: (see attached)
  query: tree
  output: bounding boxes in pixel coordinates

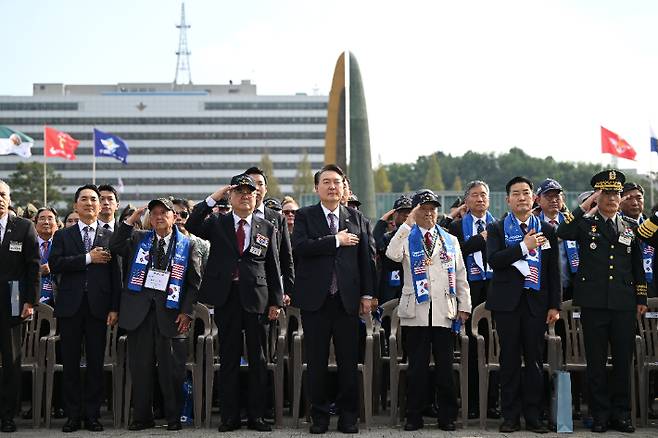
[293,151,314,199]
[373,165,392,193]
[451,174,463,192]
[423,154,445,191]
[259,153,281,198]
[7,162,64,207]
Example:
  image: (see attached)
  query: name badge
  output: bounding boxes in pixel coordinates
[256,234,269,247]
[144,269,170,292]
[572,311,581,319]
[9,241,22,252]
[645,311,658,319]
[618,235,632,246]
[249,246,262,256]
[541,240,551,250]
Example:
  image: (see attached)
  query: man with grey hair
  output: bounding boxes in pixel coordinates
[447,180,500,419]
[0,180,40,432]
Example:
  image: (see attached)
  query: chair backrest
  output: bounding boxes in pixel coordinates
[265,309,287,363]
[187,303,213,361]
[22,303,56,364]
[554,300,586,365]
[637,297,658,364]
[470,303,500,365]
[104,323,119,363]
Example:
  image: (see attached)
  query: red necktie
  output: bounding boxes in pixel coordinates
[425,231,433,249]
[236,219,246,256]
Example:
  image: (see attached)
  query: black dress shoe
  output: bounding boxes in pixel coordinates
[62,419,81,433]
[247,418,272,432]
[53,408,66,419]
[167,421,182,431]
[128,420,155,431]
[337,422,359,433]
[591,421,608,433]
[218,422,241,432]
[526,421,548,434]
[610,418,635,433]
[487,407,501,419]
[438,420,456,431]
[499,419,521,433]
[85,419,104,432]
[468,411,479,419]
[0,420,16,433]
[403,420,423,431]
[309,423,328,434]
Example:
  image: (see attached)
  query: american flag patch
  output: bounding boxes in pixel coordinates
[469,266,481,275]
[526,266,539,284]
[413,265,426,275]
[570,257,579,268]
[130,271,145,286]
[43,282,53,291]
[171,263,185,281]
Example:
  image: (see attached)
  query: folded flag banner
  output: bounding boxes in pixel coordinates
[0,126,33,158]
[44,126,79,160]
[601,126,636,160]
[93,128,129,164]
[651,126,658,154]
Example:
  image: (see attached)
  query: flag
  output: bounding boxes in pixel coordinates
[44,126,79,160]
[0,126,33,158]
[601,126,636,160]
[93,128,129,164]
[651,126,658,154]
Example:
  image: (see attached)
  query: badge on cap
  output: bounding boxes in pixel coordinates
[609,170,616,180]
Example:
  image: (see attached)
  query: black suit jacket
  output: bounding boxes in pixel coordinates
[485,217,561,316]
[448,217,490,304]
[109,222,201,337]
[291,203,376,315]
[49,223,121,320]
[0,215,40,325]
[262,206,295,294]
[186,202,283,313]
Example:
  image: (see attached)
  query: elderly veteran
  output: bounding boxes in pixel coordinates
[557,169,647,433]
[386,189,471,432]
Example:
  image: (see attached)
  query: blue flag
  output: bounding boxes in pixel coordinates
[651,126,658,154]
[93,128,129,164]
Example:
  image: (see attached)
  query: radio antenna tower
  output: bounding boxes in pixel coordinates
[174,2,192,86]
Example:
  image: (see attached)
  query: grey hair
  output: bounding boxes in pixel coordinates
[463,180,489,199]
[0,179,9,195]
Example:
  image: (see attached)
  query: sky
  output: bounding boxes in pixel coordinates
[3,0,658,173]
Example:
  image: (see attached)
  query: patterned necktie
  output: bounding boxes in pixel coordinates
[41,241,49,260]
[156,238,166,269]
[328,213,338,295]
[476,219,485,234]
[83,226,92,252]
[424,231,433,249]
[236,219,246,256]
[520,222,528,235]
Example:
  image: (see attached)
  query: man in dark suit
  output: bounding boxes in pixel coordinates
[49,184,121,433]
[110,197,200,431]
[186,174,283,432]
[245,167,294,305]
[0,180,39,432]
[97,184,120,232]
[447,180,500,420]
[291,164,376,434]
[559,170,647,433]
[486,176,561,434]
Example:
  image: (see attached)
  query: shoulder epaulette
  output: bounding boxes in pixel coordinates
[638,219,658,239]
[564,212,575,224]
[636,283,648,296]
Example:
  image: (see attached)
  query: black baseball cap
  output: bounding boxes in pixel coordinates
[148,197,174,211]
[264,197,282,211]
[393,195,413,211]
[347,194,361,207]
[230,174,257,191]
[412,189,441,209]
[622,182,644,196]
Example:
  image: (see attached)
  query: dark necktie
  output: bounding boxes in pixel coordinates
[83,226,93,252]
[425,231,433,249]
[476,219,485,234]
[328,213,338,295]
[520,222,528,235]
[103,223,110,230]
[607,218,616,238]
[236,219,246,256]
[156,238,166,269]
[41,241,49,260]
[549,219,558,228]
[0,223,3,245]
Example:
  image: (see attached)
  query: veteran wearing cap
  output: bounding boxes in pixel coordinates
[386,189,471,431]
[109,197,201,431]
[186,174,283,432]
[557,169,647,433]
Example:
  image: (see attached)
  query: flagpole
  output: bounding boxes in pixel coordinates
[43,126,47,206]
[92,129,96,185]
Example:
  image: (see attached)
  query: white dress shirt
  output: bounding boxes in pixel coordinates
[254,204,265,218]
[0,214,7,244]
[98,219,114,232]
[232,213,253,253]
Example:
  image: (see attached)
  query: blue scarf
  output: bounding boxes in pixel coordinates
[127,226,191,310]
[462,212,495,281]
[638,216,655,283]
[409,224,456,303]
[540,212,579,274]
[504,214,542,291]
[39,241,54,304]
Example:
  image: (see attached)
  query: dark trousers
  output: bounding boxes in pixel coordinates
[216,283,268,424]
[493,293,545,423]
[59,295,106,421]
[580,307,635,422]
[404,325,458,424]
[0,310,22,420]
[301,294,359,426]
[128,306,187,424]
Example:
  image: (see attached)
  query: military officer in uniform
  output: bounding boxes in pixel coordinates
[557,169,647,433]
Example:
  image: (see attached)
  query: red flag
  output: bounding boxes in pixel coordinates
[44,126,79,160]
[601,126,636,160]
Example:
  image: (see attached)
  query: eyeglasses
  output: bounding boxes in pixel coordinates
[282,210,297,216]
[175,210,189,218]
